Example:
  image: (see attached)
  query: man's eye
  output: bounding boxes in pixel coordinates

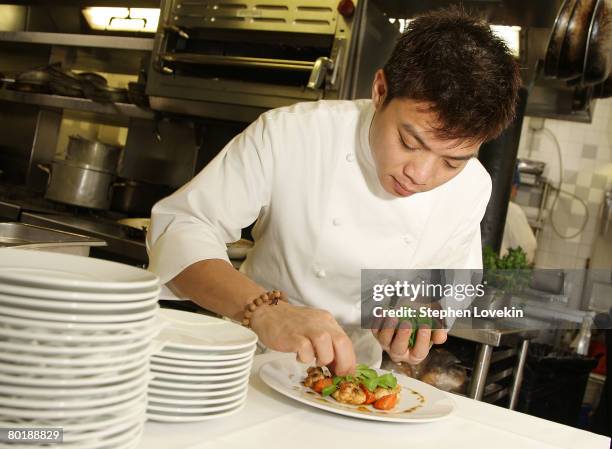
[444,160,459,169]
[399,136,417,151]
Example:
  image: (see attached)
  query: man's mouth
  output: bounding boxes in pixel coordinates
[391,176,416,197]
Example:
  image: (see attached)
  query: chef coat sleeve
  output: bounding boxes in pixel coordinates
[146,113,275,285]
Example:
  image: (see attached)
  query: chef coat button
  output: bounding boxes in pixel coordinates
[316,269,327,279]
[345,153,355,162]
[332,217,342,226]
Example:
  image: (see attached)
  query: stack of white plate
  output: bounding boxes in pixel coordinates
[0,248,161,449]
[148,309,258,423]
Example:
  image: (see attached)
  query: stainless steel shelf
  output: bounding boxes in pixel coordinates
[0,89,154,121]
[0,31,154,51]
[450,318,540,347]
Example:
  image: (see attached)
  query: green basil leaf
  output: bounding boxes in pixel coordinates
[321,384,337,396]
[377,373,397,389]
[361,377,378,392]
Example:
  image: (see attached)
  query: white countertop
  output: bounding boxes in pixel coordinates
[137,353,610,449]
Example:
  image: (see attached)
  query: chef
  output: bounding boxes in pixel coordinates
[147,8,521,375]
[501,167,538,263]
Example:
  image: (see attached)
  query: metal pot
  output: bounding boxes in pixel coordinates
[65,136,121,173]
[545,0,578,78]
[558,0,598,80]
[38,161,115,210]
[111,179,173,215]
[582,0,612,86]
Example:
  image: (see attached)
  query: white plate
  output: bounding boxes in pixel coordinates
[151,365,251,382]
[0,281,160,302]
[150,360,250,375]
[0,292,159,312]
[61,423,143,449]
[0,353,148,377]
[259,358,455,423]
[0,344,151,367]
[0,334,154,355]
[0,319,162,344]
[156,309,257,351]
[148,395,246,414]
[64,405,145,437]
[0,312,159,331]
[5,421,144,449]
[150,353,252,367]
[0,302,157,324]
[0,367,148,397]
[156,345,257,362]
[0,363,149,388]
[0,391,148,420]
[0,380,148,409]
[62,415,145,444]
[0,400,146,433]
[148,382,247,398]
[0,249,159,292]
[147,402,245,423]
[149,373,249,391]
[148,388,247,406]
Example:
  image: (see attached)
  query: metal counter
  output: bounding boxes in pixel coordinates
[20,212,146,265]
[449,318,539,408]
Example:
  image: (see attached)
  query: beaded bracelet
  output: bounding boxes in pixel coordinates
[241,290,288,328]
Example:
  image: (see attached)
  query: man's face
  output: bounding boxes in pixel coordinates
[369,70,482,198]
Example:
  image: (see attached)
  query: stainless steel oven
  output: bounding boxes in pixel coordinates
[146,0,399,121]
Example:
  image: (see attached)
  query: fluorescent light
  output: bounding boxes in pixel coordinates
[491,25,522,58]
[82,7,159,33]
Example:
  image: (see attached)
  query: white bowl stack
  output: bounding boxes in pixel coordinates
[0,248,161,449]
[148,309,258,423]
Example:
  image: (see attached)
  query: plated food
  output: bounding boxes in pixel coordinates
[259,357,455,423]
[303,365,400,410]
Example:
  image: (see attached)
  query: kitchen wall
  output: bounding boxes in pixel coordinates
[515,99,612,270]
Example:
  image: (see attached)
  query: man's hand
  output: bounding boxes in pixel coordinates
[371,317,447,364]
[250,302,356,375]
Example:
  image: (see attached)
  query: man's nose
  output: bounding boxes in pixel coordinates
[404,152,437,186]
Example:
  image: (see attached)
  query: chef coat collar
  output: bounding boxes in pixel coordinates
[356,100,397,200]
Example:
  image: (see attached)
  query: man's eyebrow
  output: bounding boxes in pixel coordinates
[401,123,432,151]
[446,153,476,161]
[400,123,477,161]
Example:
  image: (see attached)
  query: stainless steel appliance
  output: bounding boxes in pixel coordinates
[0,222,105,257]
[147,0,399,121]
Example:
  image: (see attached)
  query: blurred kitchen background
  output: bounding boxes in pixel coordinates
[0,0,610,434]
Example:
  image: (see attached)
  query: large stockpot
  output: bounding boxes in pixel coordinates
[111,179,173,216]
[65,135,121,173]
[38,161,115,210]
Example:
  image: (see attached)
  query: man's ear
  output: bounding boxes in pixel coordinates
[371,69,388,107]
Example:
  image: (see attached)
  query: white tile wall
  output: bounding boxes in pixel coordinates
[517,98,612,270]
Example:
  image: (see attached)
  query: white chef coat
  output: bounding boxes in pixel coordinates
[147,99,492,329]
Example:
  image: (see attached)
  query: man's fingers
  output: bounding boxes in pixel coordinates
[330,332,356,376]
[389,321,412,360]
[408,326,431,364]
[309,332,334,367]
[432,329,448,345]
[376,317,398,350]
[295,337,316,365]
